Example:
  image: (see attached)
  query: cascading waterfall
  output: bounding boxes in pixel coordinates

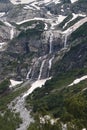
[49,56,54,70]
[9,31,57,130]
[26,68,32,80]
[49,32,53,54]
[10,27,14,40]
[38,60,46,80]
[64,34,67,48]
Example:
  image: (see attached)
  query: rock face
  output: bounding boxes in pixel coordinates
[0,29,63,81]
[0,0,87,81]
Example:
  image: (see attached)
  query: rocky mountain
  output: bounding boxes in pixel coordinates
[0,0,87,130]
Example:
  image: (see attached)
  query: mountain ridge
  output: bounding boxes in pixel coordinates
[0,0,87,130]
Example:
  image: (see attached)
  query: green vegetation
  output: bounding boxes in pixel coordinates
[71,22,87,41]
[0,82,30,111]
[28,119,61,130]
[18,28,43,39]
[0,21,5,26]
[13,20,45,32]
[0,110,22,130]
[0,79,10,95]
[63,16,83,31]
[18,20,44,28]
[26,69,87,130]
[78,0,87,3]
[17,20,44,39]
[0,80,30,130]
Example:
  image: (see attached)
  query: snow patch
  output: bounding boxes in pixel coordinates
[0,12,5,17]
[44,23,48,30]
[10,0,61,5]
[51,15,66,29]
[10,0,34,4]
[0,42,7,51]
[9,79,23,88]
[4,21,12,27]
[23,78,51,98]
[47,11,52,16]
[63,13,86,29]
[23,5,35,10]
[30,2,40,10]
[68,75,87,87]
[63,17,87,35]
[40,115,58,125]
[16,15,66,30]
[71,0,78,3]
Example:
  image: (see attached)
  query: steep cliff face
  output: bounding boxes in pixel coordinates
[0,0,87,82]
[50,22,87,75]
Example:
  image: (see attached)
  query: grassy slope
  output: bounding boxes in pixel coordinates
[26,69,87,130]
[0,80,30,130]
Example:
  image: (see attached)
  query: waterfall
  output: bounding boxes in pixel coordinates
[49,32,53,54]
[10,27,14,40]
[38,60,46,80]
[64,34,67,48]
[26,68,32,80]
[49,56,54,70]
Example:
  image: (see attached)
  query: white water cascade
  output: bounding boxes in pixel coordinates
[38,60,46,80]
[64,34,67,48]
[49,56,54,70]
[10,27,14,40]
[49,32,53,54]
[26,68,32,80]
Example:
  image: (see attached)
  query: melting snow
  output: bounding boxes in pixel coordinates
[30,2,40,10]
[68,75,87,87]
[4,21,12,27]
[63,13,86,29]
[44,23,48,30]
[10,0,34,4]
[10,0,61,5]
[0,12,5,17]
[0,42,7,51]
[51,15,66,30]
[40,115,58,125]
[70,0,78,3]
[9,79,23,88]
[16,15,66,30]
[23,5,35,10]
[23,78,51,98]
[63,17,87,35]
